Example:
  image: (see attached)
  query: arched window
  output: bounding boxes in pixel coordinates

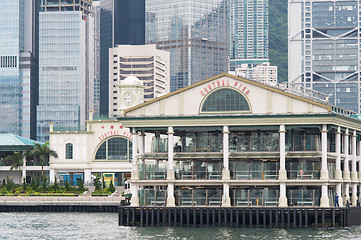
[200,88,251,113]
[65,143,73,159]
[95,137,133,161]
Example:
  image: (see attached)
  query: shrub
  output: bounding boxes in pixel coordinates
[41,177,47,192]
[53,176,59,192]
[78,178,85,192]
[65,179,70,192]
[22,178,26,191]
[109,180,115,193]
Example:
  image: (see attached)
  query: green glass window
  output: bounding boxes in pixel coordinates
[95,137,132,161]
[201,88,250,112]
[65,143,73,159]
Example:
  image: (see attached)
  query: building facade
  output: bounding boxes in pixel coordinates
[108,44,170,117]
[229,0,269,71]
[0,0,39,139]
[120,73,361,208]
[99,0,145,116]
[49,112,134,186]
[37,0,93,142]
[234,62,277,86]
[289,0,361,113]
[145,0,229,92]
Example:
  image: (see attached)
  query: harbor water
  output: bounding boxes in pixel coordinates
[0,212,360,239]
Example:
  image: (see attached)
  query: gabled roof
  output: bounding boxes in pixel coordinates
[0,134,44,151]
[124,73,332,115]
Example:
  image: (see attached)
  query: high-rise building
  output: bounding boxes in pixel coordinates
[229,0,269,71]
[108,44,170,117]
[145,0,229,92]
[289,0,361,113]
[234,62,277,86]
[37,0,93,142]
[0,0,39,139]
[91,0,101,115]
[99,0,145,116]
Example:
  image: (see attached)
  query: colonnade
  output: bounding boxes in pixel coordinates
[130,124,361,208]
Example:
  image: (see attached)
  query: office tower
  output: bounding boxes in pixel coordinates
[0,0,39,139]
[99,0,145,116]
[37,0,92,142]
[108,44,170,117]
[145,0,229,92]
[92,1,101,115]
[229,0,269,71]
[289,0,361,112]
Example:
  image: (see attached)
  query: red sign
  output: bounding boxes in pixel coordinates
[200,79,251,96]
[98,130,133,141]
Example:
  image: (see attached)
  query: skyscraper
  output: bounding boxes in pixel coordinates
[229,0,269,71]
[145,0,229,92]
[37,0,92,142]
[99,0,145,116]
[289,0,360,112]
[0,0,39,139]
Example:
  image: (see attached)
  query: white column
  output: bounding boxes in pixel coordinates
[130,184,139,207]
[343,129,350,180]
[351,184,357,206]
[130,129,139,207]
[131,129,139,180]
[335,127,342,180]
[320,124,329,180]
[21,155,26,183]
[278,183,288,207]
[279,125,287,180]
[84,169,91,186]
[167,183,175,207]
[139,131,145,154]
[351,130,357,180]
[336,184,343,207]
[320,184,330,207]
[222,183,231,207]
[167,126,174,180]
[222,126,230,180]
[49,169,55,184]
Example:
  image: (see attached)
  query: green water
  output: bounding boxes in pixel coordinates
[0,212,359,240]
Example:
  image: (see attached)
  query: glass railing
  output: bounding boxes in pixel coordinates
[176,188,222,206]
[175,161,222,180]
[152,137,168,153]
[288,189,320,207]
[230,161,279,180]
[231,188,279,206]
[142,188,167,206]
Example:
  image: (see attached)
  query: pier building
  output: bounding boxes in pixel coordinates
[119,73,361,208]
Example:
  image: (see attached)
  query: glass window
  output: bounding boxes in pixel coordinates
[65,143,73,159]
[95,137,132,161]
[201,88,250,113]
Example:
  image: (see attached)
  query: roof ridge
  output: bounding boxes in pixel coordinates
[9,134,25,145]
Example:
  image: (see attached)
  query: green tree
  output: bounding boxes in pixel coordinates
[77,177,85,192]
[65,179,70,192]
[5,151,24,184]
[29,142,58,177]
[22,178,26,192]
[42,176,47,192]
[53,176,59,192]
[95,177,101,191]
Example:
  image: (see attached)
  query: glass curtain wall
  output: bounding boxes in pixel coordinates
[141,186,167,206]
[229,130,279,152]
[285,127,321,151]
[286,160,320,179]
[139,161,167,180]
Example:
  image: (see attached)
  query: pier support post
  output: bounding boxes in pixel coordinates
[320,184,330,207]
[279,183,288,207]
[279,125,287,180]
[343,129,350,180]
[320,125,329,180]
[130,128,139,207]
[130,184,139,207]
[351,130,357,181]
[334,127,342,180]
[222,126,230,180]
